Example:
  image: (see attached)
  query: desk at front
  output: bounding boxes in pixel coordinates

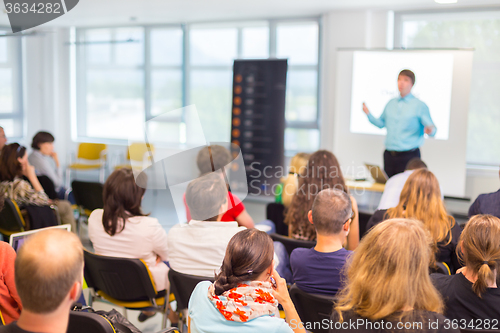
[346,180,385,213]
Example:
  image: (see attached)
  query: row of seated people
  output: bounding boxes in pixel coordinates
[0,141,76,231]
[1,199,498,333]
[1,138,499,330]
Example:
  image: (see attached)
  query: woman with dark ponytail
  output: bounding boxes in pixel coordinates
[431,214,500,322]
[188,229,306,333]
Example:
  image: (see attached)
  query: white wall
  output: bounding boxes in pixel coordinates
[18,11,500,217]
[319,9,499,214]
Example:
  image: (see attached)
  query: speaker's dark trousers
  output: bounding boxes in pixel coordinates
[383,148,421,178]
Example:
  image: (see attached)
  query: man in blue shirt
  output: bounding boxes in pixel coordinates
[363,69,436,177]
[290,188,352,297]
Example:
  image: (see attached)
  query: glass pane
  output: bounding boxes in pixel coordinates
[285,70,318,122]
[151,28,183,66]
[86,29,112,64]
[151,70,183,116]
[401,15,500,165]
[86,70,144,140]
[190,28,237,65]
[115,27,144,66]
[0,31,7,63]
[0,119,14,137]
[0,69,13,113]
[277,22,319,65]
[190,70,232,142]
[285,128,320,152]
[146,121,182,144]
[242,26,269,59]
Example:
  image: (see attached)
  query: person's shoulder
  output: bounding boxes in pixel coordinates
[0,240,16,258]
[290,247,311,261]
[88,208,104,220]
[430,272,453,287]
[228,191,244,205]
[189,281,212,306]
[0,322,32,333]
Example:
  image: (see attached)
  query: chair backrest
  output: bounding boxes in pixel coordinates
[168,269,214,311]
[127,143,155,163]
[266,203,287,236]
[83,251,158,302]
[289,284,335,333]
[431,262,451,275]
[358,211,373,239]
[67,311,115,333]
[77,143,107,161]
[0,198,25,236]
[270,233,316,257]
[71,181,104,212]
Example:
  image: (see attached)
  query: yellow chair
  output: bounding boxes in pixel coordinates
[0,198,26,237]
[114,143,154,171]
[66,143,107,189]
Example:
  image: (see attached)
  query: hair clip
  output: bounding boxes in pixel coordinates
[247,270,253,275]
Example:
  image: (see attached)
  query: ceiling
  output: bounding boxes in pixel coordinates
[1,0,499,28]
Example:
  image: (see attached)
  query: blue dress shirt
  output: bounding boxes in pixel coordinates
[367,93,437,151]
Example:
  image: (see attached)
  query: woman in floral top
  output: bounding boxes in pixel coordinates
[188,229,306,333]
[0,143,76,230]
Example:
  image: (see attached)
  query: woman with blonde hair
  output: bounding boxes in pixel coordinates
[366,169,461,272]
[275,153,310,207]
[330,218,458,333]
[431,214,500,322]
[284,150,359,250]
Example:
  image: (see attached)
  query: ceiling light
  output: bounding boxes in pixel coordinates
[435,0,457,3]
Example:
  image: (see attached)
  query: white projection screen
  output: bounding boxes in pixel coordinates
[333,49,474,197]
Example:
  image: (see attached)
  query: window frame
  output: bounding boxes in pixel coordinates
[394,7,500,168]
[0,26,24,140]
[74,17,322,153]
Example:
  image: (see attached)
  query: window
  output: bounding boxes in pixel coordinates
[0,29,23,139]
[75,19,321,152]
[397,10,500,166]
[76,26,183,142]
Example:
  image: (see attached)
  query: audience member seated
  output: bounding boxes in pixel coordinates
[330,218,459,333]
[28,131,73,203]
[468,167,500,219]
[170,173,291,281]
[284,150,359,250]
[0,193,22,325]
[0,229,83,333]
[88,168,172,323]
[275,152,310,207]
[377,158,427,210]
[0,143,76,231]
[184,145,254,228]
[169,173,246,277]
[366,169,462,272]
[290,189,352,297]
[188,229,306,333]
[431,214,500,322]
[0,126,7,151]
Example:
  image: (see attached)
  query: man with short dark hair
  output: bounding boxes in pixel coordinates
[377,157,427,210]
[468,166,500,219]
[290,189,353,296]
[363,69,437,177]
[0,229,84,333]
